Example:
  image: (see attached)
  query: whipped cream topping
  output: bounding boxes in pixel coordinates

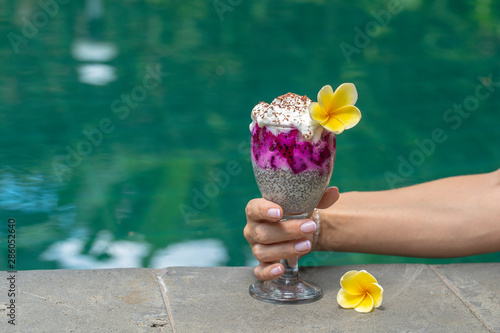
[249,92,322,141]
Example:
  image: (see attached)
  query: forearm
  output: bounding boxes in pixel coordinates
[318,169,500,257]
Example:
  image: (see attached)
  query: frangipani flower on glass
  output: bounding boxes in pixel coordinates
[337,270,383,313]
[308,83,362,134]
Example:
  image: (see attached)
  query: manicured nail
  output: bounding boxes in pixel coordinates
[294,240,311,252]
[300,221,317,233]
[268,208,281,219]
[270,266,283,276]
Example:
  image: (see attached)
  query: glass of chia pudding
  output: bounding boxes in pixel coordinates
[251,124,335,216]
[248,92,336,304]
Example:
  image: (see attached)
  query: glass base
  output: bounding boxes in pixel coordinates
[249,276,323,304]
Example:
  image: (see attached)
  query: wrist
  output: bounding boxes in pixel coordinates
[314,191,362,253]
[315,205,343,252]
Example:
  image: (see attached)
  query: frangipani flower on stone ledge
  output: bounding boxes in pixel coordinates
[337,270,383,313]
[308,83,362,134]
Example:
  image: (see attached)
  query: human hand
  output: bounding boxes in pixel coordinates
[244,187,340,281]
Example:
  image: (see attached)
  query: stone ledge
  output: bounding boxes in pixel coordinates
[1,263,498,332]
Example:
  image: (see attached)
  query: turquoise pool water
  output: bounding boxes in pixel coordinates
[1,0,499,270]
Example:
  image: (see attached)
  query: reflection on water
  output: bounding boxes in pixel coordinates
[1,0,499,270]
[0,172,59,213]
[150,239,229,268]
[71,40,118,62]
[73,0,118,85]
[76,64,117,86]
[41,230,150,269]
[41,232,228,269]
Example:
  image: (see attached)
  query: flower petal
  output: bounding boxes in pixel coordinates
[337,289,364,309]
[340,270,364,295]
[321,116,345,135]
[354,270,378,289]
[331,83,358,111]
[317,85,335,112]
[308,102,328,123]
[367,283,384,308]
[354,293,375,313]
[332,105,362,130]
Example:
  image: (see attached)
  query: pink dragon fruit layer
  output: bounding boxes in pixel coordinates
[251,124,336,175]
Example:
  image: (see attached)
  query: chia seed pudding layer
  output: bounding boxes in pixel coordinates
[252,165,333,215]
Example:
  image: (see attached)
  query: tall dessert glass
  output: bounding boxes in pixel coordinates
[249,123,336,304]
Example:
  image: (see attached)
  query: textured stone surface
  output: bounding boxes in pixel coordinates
[432,263,500,332]
[1,264,499,332]
[161,265,492,332]
[0,269,172,333]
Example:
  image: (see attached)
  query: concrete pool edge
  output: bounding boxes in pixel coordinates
[1,263,498,332]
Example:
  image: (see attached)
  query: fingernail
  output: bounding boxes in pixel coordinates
[300,221,317,233]
[270,266,283,276]
[294,240,311,252]
[268,208,281,218]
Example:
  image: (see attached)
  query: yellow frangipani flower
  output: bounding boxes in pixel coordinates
[308,83,362,134]
[337,270,383,313]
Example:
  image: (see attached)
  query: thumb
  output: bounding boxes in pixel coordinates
[316,186,340,209]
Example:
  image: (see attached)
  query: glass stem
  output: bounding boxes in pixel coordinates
[276,213,310,285]
[278,257,300,284]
